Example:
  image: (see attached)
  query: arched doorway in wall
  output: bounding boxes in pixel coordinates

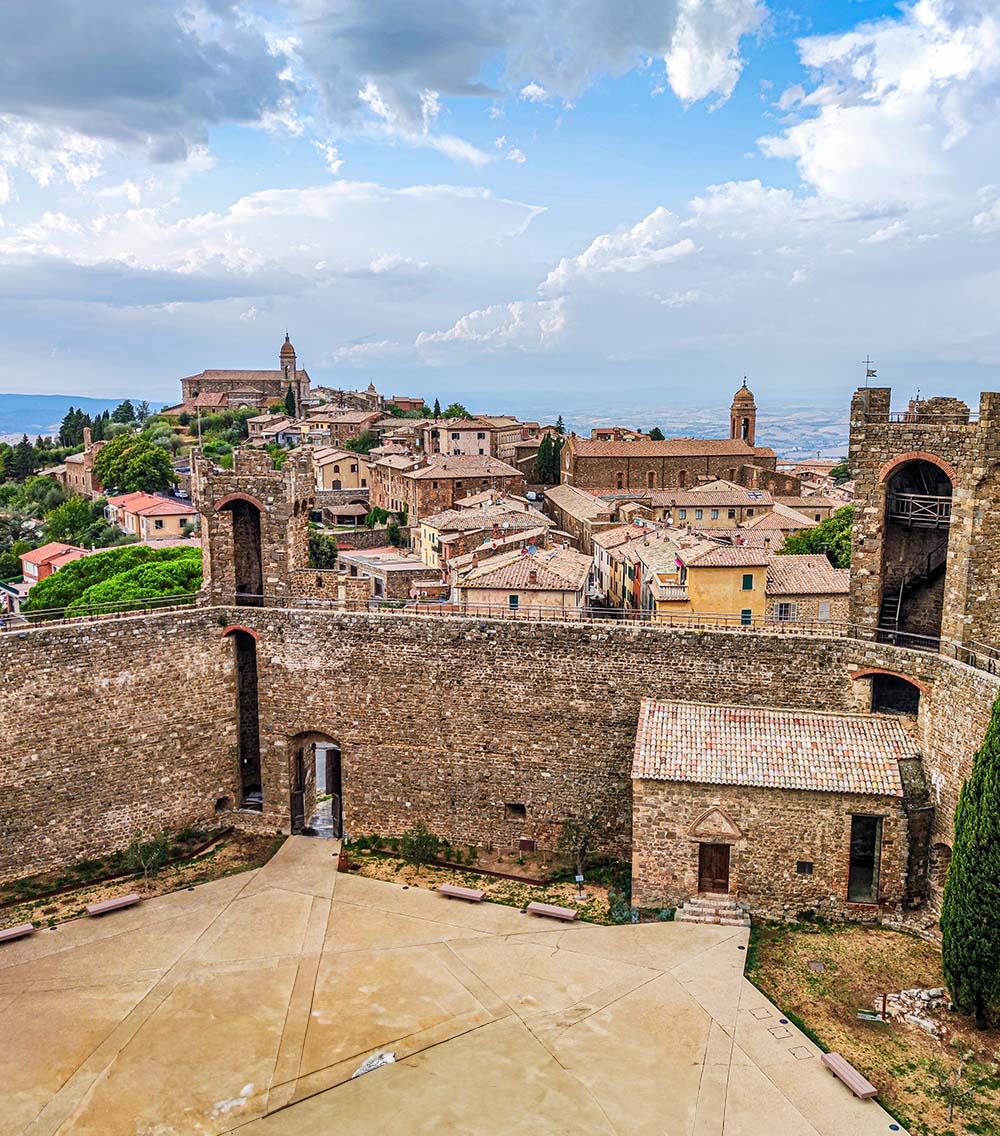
[218,496,264,606]
[222,628,263,811]
[851,668,926,716]
[289,732,343,838]
[879,457,953,643]
[929,842,952,896]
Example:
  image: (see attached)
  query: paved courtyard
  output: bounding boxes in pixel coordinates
[1,838,907,1135]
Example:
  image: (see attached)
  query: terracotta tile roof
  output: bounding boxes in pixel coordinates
[774,495,839,509]
[544,483,615,521]
[744,503,816,530]
[185,368,311,383]
[632,699,911,796]
[591,523,658,550]
[422,506,550,533]
[685,544,771,567]
[570,437,755,458]
[406,455,521,480]
[458,547,591,592]
[20,541,88,566]
[106,492,196,517]
[765,554,849,596]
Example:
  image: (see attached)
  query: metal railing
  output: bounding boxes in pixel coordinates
[887,493,952,527]
[884,411,978,425]
[1,591,200,630]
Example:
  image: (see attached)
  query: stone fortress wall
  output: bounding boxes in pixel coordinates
[2,605,996,905]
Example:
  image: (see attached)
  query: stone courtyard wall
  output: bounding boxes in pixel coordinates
[1,607,997,903]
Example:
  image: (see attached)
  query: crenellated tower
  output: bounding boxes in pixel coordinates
[191,447,315,607]
[849,386,1000,649]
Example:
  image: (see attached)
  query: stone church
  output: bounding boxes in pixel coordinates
[171,333,311,414]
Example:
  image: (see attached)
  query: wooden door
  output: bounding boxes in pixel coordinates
[698,843,730,893]
[290,748,306,835]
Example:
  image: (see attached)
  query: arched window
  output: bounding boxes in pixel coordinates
[218,497,263,607]
[678,469,688,489]
[615,471,624,490]
[647,471,656,489]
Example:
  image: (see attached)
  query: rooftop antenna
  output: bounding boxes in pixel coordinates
[863,356,877,388]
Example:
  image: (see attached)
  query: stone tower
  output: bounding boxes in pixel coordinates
[279,333,309,414]
[191,447,315,607]
[849,385,1000,649]
[730,380,757,447]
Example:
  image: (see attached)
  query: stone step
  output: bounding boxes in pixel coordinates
[676,911,750,927]
[683,899,742,913]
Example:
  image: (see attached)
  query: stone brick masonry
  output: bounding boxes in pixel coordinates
[2,606,996,918]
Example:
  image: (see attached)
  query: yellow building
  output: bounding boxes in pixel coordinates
[312,447,371,491]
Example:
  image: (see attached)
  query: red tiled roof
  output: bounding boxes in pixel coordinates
[20,541,88,566]
[765,554,849,596]
[632,699,911,796]
[406,455,521,480]
[106,492,196,516]
[685,545,771,567]
[458,547,591,591]
[648,488,773,508]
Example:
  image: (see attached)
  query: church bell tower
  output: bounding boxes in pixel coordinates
[730,379,757,447]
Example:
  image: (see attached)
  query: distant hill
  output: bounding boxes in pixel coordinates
[0,393,126,442]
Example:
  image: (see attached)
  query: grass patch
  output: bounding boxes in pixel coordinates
[746,921,1000,1135]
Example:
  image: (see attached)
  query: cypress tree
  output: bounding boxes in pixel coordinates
[537,433,553,484]
[433,398,441,419]
[284,384,297,417]
[941,692,1000,1029]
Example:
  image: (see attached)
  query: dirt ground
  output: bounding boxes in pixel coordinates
[347,849,615,923]
[748,922,1000,1136]
[1,833,284,930]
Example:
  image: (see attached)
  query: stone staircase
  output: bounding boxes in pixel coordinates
[675,894,751,928]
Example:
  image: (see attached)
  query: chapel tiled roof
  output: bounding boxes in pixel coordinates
[632,699,911,796]
[766,555,849,596]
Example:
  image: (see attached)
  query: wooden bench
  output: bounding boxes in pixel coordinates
[821,1052,877,1099]
[526,901,578,922]
[0,923,35,944]
[86,894,141,918]
[437,884,486,903]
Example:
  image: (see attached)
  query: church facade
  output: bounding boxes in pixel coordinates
[172,334,311,414]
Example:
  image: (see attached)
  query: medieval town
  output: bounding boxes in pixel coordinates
[3,2,1000,1134]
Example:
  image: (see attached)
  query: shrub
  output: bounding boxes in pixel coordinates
[400,821,439,868]
[123,831,171,882]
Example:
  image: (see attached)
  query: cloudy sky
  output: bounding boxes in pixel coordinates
[2,0,999,416]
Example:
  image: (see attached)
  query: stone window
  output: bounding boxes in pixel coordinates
[508,594,519,610]
[647,471,655,489]
[796,861,813,875]
[740,609,752,625]
[742,573,754,590]
[432,481,439,489]
[695,509,703,520]
[678,509,687,520]
[711,509,719,519]
[477,432,486,439]
[776,602,797,621]
[678,469,688,488]
[747,508,755,517]
[728,509,736,519]
[818,600,831,620]
[615,471,624,490]
[505,802,527,819]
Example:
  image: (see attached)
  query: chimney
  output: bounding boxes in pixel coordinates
[83,426,92,451]
[528,568,538,585]
[492,524,501,540]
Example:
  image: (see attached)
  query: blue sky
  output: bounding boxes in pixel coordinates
[1,0,999,420]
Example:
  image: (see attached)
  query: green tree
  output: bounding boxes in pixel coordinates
[123,830,171,883]
[558,809,608,878]
[111,399,136,424]
[537,433,555,484]
[23,546,200,616]
[93,434,175,493]
[345,430,379,454]
[308,530,338,569]
[136,400,151,423]
[284,384,297,417]
[433,398,441,419]
[555,415,565,435]
[941,692,1000,1029]
[44,497,101,544]
[443,402,470,419]
[649,427,665,441]
[400,821,439,870]
[777,506,853,568]
[829,457,851,484]
[10,436,37,481]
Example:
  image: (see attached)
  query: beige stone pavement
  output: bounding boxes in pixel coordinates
[0,837,909,1135]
